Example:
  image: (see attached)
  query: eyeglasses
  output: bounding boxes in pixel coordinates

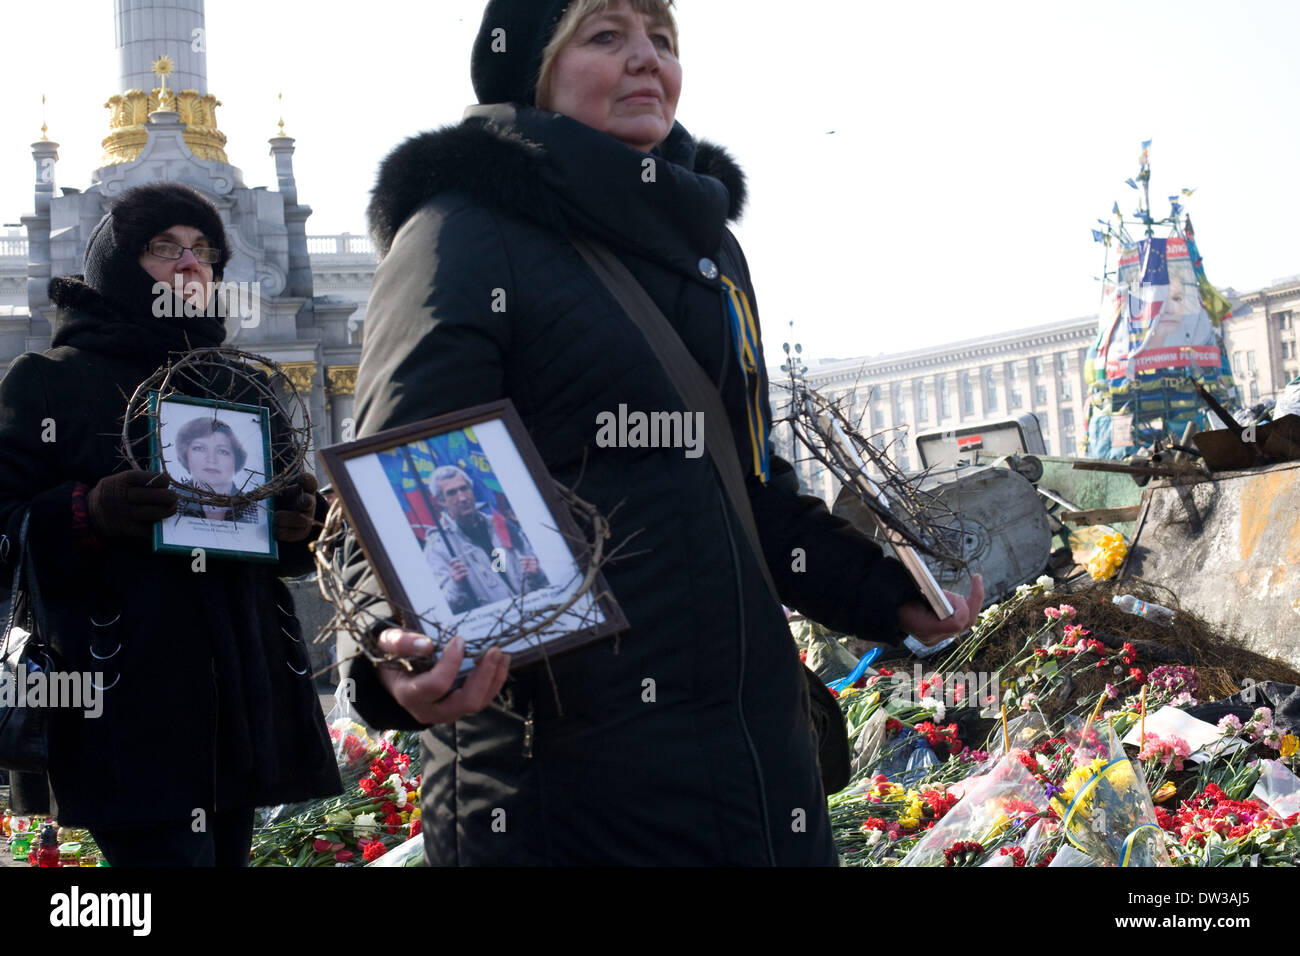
[145,239,222,264]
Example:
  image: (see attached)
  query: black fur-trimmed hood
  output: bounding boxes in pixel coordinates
[368,106,747,264]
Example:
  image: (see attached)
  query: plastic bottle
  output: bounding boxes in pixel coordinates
[1112,594,1175,624]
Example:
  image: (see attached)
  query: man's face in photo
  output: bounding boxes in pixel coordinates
[436,476,478,520]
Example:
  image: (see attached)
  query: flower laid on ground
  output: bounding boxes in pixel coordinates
[915,721,962,757]
[251,728,422,867]
[943,840,985,866]
[1156,784,1299,848]
[1088,533,1127,581]
[1143,665,1200,709]
[825,580,1300,868]
[998,845,1027,867]
[1138,733,1192,772]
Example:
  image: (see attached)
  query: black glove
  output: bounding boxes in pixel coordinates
[87,470,179,540]
[273,472,320,543]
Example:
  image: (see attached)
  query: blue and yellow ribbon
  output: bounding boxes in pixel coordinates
[719,274,771,482]
[1119,823,1163,867]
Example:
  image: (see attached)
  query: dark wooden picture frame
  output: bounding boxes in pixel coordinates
[149,392,279,563]
[319,399,627,670]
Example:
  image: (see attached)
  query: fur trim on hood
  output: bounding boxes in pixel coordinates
[368,114,747,258]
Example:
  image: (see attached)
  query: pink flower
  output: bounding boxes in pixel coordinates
[1044,607,1062,620]
[1217,714,1242,735]
[1059,604,1077,620]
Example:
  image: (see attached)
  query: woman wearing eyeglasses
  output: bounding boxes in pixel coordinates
[0,182,341,866]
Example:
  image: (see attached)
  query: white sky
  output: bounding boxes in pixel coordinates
[4,0,1299,360]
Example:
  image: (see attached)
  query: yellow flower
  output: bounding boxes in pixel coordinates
[1153,781,1177,803]
[982,813,1012,842]
[1054,757,1109,816]
[898,792,924,831]
[1087,533,1128,582]
[1281,734,1299,758]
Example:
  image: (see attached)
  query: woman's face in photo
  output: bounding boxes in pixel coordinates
[541,2,681,154]
[187,429,237,491]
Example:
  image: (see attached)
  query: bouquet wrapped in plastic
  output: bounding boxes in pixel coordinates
[1051,720,1171,867]
[899,753,1048,867]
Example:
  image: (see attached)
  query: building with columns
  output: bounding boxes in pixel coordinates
[769,318,1096,502]
[771,280,1300,504]
[0,0,377,460]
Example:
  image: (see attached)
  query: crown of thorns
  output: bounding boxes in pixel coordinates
[312,480,633,716]
[121,346,312,506]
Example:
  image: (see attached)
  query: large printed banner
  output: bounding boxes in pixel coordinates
[1085,236,1236,458]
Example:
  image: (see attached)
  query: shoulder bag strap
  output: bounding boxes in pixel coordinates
[570,237,781,604]
[1,512,30,658]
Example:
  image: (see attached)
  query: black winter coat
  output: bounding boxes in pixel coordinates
[0,277,341,827]
[342,105,921,865]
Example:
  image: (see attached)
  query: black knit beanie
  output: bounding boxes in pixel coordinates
[471,0,577,106]
[83,182,232,321]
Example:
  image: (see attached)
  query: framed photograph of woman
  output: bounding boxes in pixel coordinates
[149,393,278,562]
[320,399,626,670]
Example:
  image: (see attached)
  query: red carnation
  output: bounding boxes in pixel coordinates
[943,840,985,866]
[409,818,423,839]
[998,846,1027,867]
[362,840,387,863]
[1129,667,1145,684]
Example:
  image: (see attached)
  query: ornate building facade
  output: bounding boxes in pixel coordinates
[0,0,376,461]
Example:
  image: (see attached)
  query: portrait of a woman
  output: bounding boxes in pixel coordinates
[173,415,260,523]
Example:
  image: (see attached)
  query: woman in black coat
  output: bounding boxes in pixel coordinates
[0,183,341,865]
[341,0,982,865]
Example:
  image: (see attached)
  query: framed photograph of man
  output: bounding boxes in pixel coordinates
[148,393,278,562]
[320,400,626,671]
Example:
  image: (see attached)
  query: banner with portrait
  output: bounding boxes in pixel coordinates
[1084,236,1236,458]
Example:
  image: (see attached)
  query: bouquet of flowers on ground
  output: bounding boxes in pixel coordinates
[251,704,422,866]
[898,752,1049,867]
[1049,720,1171,866]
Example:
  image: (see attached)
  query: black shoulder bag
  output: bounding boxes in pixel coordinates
[0,512,53,773]
[571,237,851,795]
